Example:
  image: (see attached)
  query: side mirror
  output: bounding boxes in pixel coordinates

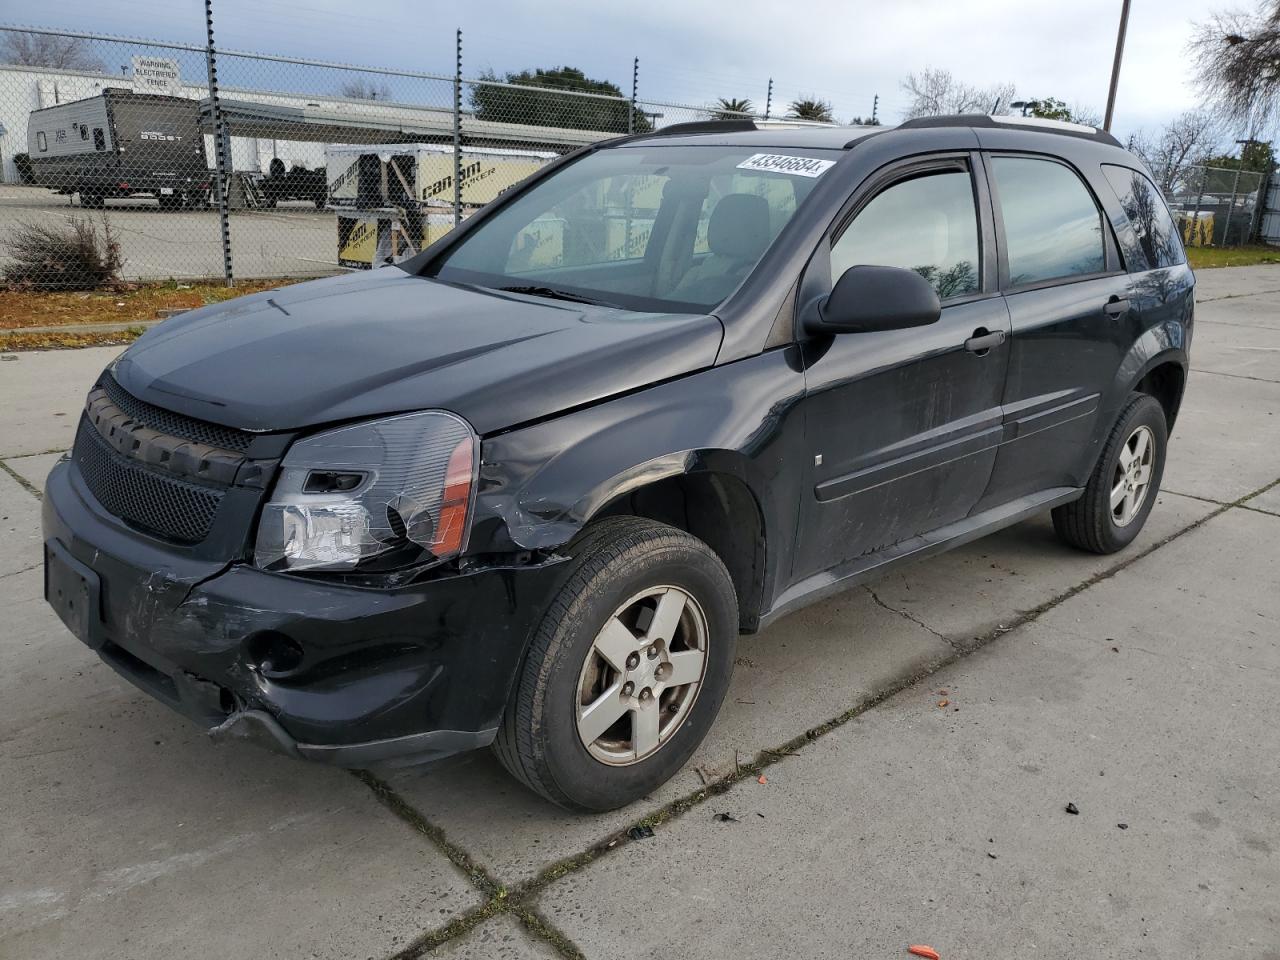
[807,264,941,335]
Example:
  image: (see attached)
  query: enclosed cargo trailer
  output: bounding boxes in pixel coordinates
[26,88,209,208]
[325,143,557,268]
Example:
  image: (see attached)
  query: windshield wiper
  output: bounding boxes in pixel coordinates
[495,284,616,307]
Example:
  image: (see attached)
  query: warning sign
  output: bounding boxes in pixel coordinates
[132,56,182,97]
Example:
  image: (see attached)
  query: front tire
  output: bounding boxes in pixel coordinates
[1052,393,1167,554]
[494,517,737,812]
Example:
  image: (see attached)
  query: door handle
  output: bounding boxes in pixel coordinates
[1104,295,1131,317]
[964,328,1006,356]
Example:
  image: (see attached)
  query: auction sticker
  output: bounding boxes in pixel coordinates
[736,153,836,178]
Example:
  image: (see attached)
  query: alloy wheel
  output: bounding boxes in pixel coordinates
[575,585,709,765]
[1111,424,1155,527]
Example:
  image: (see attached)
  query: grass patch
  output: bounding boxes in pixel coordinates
[1186,244,1280,269]
[0,278,287,332]
[0,327,147,351]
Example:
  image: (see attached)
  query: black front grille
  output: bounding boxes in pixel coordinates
[73,417,223,543]
[100,374,253,453]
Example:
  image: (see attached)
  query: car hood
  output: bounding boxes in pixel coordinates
[111,268,724,435]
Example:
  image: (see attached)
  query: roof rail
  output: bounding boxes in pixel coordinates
[895,113,1122,147]
[644,119,758,137]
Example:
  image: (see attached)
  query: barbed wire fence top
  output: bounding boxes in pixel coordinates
[0,24,793,290]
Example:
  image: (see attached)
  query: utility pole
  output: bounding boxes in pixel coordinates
[764,78,773,121]
[871,94,879,124]
[1103,0,1132,131]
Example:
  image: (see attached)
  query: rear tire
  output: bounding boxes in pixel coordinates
[1052,393,1167,554]
[493,517,737,812]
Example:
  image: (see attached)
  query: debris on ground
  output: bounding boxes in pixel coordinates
[756,774,768,785]
[937,699,949,708]
[1117,823,1129,830]
[627,825,654,841]
[987,852,998,859]
[1066,802,1080,815]
[713,812,739,823]
[908,945,941,959]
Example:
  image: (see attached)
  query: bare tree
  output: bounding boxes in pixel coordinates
[900,67,1016,118]
[1068,102,1104,127]
[0,31,104,71]
[1190,2,1280,129]
[1126,109,1224,191]
[338,78,392,101]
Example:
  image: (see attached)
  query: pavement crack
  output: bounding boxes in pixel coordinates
[1189,367,1280,385]
[0,561,41,581]
[352,770,589,960]
[1197,286,1280,303]
[1239,503,1280,519]
[0,459,42,500]
[863,584,956,649]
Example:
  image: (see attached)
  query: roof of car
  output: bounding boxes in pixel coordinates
[624,122,881,150]
[624,114,1122,151]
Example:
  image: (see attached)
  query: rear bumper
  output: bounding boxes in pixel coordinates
[42,459,565,767]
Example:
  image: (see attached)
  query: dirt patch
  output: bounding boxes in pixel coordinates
[0,279,285,331]
[0,327,147,351]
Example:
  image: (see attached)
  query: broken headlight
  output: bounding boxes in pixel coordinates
[254,410,477,573]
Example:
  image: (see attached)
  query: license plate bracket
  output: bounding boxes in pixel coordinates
[44,540,103,649]
[159,187,174,195]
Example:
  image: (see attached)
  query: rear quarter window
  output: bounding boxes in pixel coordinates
[1101,164,1186,271]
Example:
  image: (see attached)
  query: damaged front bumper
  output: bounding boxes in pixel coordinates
[42,459,565,767]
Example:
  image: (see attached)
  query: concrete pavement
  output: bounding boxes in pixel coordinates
[1,265,1278,959]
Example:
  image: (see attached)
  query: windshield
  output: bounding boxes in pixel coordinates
[427,145,841,312]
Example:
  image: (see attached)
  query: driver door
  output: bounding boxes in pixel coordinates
[791,154,1011,582]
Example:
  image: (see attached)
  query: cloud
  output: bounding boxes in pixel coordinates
[26,0,1211,137]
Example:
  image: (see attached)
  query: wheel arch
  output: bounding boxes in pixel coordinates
[1105,320,1189,431]
[589,467,768,633]
[1132,359,1187,431]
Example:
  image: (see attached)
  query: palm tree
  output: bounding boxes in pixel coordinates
[787,97,835,123]
[712,97,755,120]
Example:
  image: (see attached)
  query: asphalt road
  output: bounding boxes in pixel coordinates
[0,184,338,281]
[1,265,1278,959]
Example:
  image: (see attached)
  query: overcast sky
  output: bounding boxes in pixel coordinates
[13,0,1223,142]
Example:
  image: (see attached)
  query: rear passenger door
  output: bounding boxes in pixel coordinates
[975,154,1133,508]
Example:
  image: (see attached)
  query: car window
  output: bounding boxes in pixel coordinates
[832,169,980,300]
[505,172,668,273]
[431,145,833,312]
[1101,164,1186,271]
[991,156,1106,286]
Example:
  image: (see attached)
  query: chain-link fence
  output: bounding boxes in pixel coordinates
[1163,164,1269,250]
[0,24,792,290]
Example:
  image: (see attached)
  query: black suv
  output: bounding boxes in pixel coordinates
[43,116,1193,811]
